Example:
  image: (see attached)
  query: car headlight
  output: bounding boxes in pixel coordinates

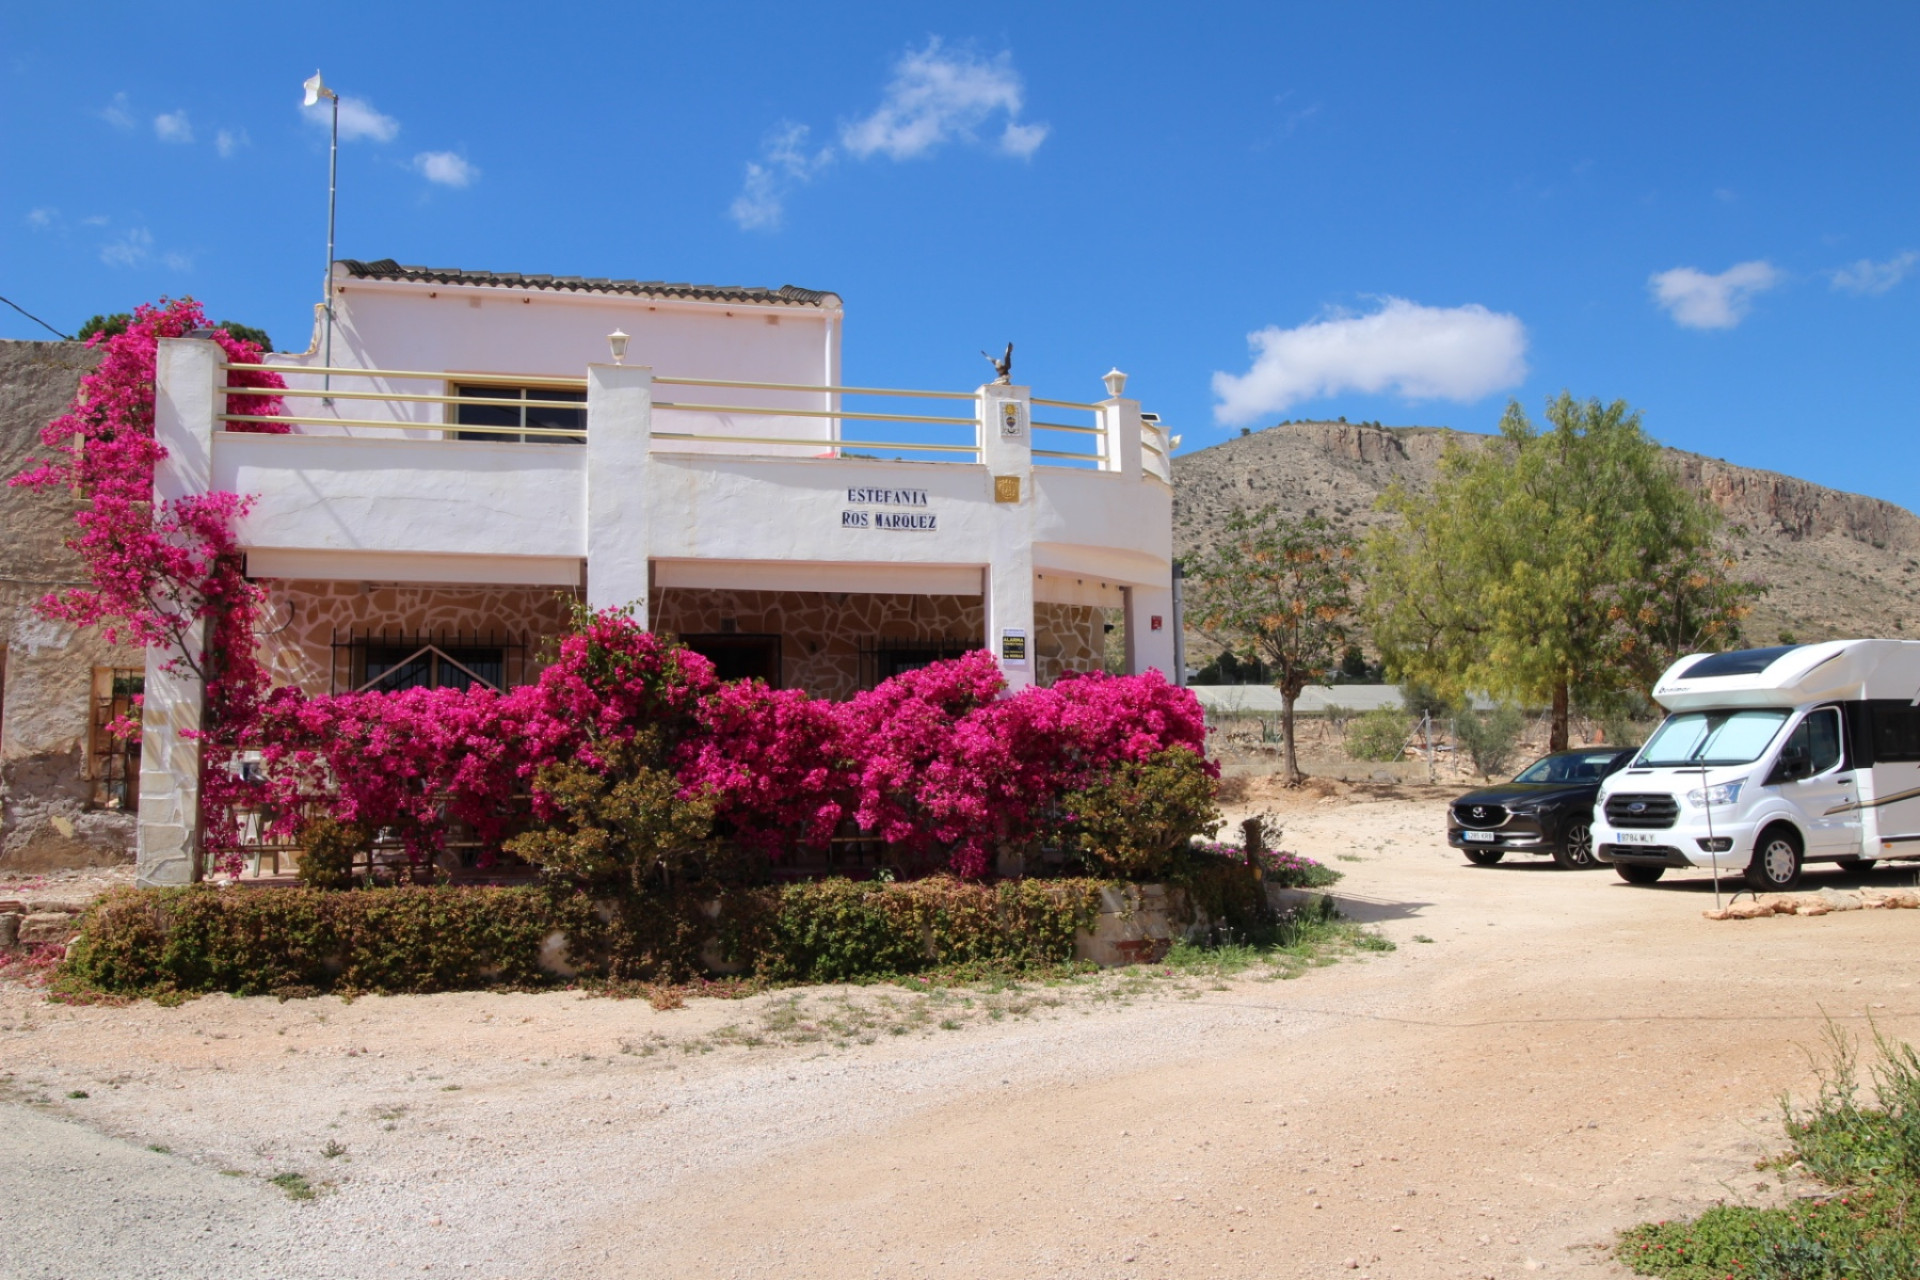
[1685,780,1743,808]
[1507,801,1557,818]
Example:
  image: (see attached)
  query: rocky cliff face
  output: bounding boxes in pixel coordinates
[1173,421,1920,647]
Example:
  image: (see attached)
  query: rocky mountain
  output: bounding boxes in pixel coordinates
[1172,420,1920,647]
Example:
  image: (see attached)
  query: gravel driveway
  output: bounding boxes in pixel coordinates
[6,786,1919,1280]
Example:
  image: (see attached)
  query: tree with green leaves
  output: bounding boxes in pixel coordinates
[76,311,272,352]
[1364,393,1761,752]
[1188,509,1358,783]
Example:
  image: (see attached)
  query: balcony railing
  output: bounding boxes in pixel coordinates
[217,363,1136,472]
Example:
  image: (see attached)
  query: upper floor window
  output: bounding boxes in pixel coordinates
[453,383,584,445]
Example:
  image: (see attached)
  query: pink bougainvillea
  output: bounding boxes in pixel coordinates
[678,680,853,855]
[250,618,1211,879]
[11,298,286,867]
[12,298,286,662]
[245,609,721,865]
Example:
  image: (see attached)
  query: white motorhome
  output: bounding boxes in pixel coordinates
[1594,640,1920,890]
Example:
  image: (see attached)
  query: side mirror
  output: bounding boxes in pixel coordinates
[1771,748,1811,784]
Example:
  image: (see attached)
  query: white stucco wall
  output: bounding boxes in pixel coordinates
[216,432,587,561]
[268,273,842,453]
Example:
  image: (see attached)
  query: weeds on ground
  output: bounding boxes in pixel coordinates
[1617,1025,1920,1279]
[269,1172,316,1201]
[0,944,67,988]
[1162,895,1394,983]
[657,896,1389,1052]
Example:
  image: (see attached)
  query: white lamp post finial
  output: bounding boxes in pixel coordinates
[608,329,630,365]
[1102,367,1128,398]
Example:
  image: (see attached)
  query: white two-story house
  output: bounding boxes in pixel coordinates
[137,259,1179,885]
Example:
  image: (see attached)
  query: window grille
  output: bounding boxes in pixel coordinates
[329,630,529,695]
[856,637,980,690]
[88,667,144,809]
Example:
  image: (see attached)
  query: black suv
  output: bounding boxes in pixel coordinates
[1447,747,1638,869]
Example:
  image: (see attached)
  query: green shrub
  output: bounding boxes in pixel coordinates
[1061,748,1221,878]
[59,878,1110,998]
[505,734,720,892]
[295,817,368,890]
[1453,703,1526,779]
[1399,679,1449,720]
[1346,707,1410,762]
[1616,1029,1920,1279]
[61,885,586,997]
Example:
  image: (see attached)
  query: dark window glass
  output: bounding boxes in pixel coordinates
[1871,702,1920,762]
[1678,645,1803,679]
[878,645,974,682]
[454,385,585,444]
[680,635,781,687]
[1806,708,1844,773]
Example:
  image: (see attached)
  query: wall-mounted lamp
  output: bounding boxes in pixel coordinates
[1102,367,1128,398]
[607,329,630,365]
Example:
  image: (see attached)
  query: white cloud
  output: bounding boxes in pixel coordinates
[730,40,1045,232]
[999,120,1049,159]
[1648,260,1781,329]
[100,227,153,268]
[413,150,478,187]
[153,110,193,143]
[730,122,834,232]
[304,95,400,143]
[98,92,135,131]
[26,207,56,229]
[1829,250,1918,296]
[215,127,249,158]
[841,39,1047,161]
[1211,298,1530,426]
[162,250,193,272]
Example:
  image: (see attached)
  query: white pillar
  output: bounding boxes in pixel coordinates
[136,337,222,887]
[978,383,1035,691]
[1124,582,1178,680]
[136,620,206,887]
[1100,394,1143,479]
[585,363,654,624]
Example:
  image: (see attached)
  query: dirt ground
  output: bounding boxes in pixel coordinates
[6,785,1920,1280]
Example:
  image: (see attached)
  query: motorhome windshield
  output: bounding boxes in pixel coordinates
[1636,709,1791,767]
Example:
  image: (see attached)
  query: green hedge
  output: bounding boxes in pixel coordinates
[59,876,1127,998]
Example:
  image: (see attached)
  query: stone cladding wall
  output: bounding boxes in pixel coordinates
[256,581,581,696]
[653,588,1103,699]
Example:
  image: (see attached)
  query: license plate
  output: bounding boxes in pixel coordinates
[1615,831,1661,845]
[1463,831,1497,843]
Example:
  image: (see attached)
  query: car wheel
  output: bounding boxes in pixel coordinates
[1616,864,1665,885]
[1552,822,1598,870]
[1463,848,1504,866]
[1746,827,1803,893]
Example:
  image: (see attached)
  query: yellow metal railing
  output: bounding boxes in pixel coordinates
[215,363,1137,468]
[217,363,589,438]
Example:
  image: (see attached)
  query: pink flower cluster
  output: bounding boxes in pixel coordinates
[10,299,287,865]
[246,615,1211,878]
[11,298,286,657]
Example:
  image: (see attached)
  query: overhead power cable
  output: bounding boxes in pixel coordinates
[0,292,74,340]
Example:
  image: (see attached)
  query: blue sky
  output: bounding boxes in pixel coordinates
[4,3,1917,508]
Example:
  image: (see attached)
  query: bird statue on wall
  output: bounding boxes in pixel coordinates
[982,342,1013,384]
